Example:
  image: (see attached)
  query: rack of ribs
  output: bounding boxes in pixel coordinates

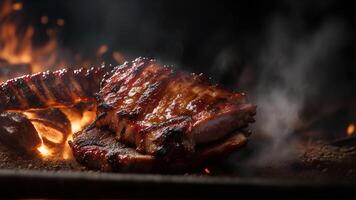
[0,57,256,172]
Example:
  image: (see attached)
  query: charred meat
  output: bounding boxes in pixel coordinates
[0,57,256,172]
[70,126,248,172]
[0,65,112,111]
[0,112,41,154]
[95,58,256,160]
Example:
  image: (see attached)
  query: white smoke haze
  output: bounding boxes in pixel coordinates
[251,17,347,165]
[211,46,242,85]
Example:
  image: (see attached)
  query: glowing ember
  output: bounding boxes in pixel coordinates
[62,135,73,160]
[36,109,95,160]
[31,121,65,144]
[56,18,65,27]
[61,108,97,134]
[97,44,108,56]
[41,16,49,25]
[112,51,125,64]
[61,109,96,160]
[347,123,355,137]
[12,2,22,11]
[23,106,96,160]
[37,143,52,158]
[204,168,211,174]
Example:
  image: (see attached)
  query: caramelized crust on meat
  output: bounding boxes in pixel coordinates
[0,56,255,173]
[70,127,156,172]
[0,65,113,111]
[96,58,256,158]
[70,126,248,172]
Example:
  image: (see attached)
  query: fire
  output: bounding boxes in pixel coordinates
[0,1,99,161]
[347,123,355,137]
[30,108,96,160]
[24,108,96,160]
[62,135,73,160]
[23,105,97,160]
[31,121,65,144]
[60,108,97,134]
[61,109,96,160]
[37,142,52,157]
[0,0,59,74]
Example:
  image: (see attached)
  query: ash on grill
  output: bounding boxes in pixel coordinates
[200,137,356,181]
[301,142,356,174]
[1,136,356,181]
[0,144,84,171]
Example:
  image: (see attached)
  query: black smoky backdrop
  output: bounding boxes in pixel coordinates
[19,0,356,167]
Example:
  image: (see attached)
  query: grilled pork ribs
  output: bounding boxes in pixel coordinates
[0,57,256,172]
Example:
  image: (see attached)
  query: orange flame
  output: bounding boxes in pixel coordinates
[31,121,65,144]
[37,142,52,157]
[0,1,98,160]
[0,0,59,74]
[25,108,96,160]
[347,123,355,137]
[12,2,22,11]
[60,109,96,160]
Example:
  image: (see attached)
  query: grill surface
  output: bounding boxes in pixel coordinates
[0,169,355,199]
[1,139,356,199]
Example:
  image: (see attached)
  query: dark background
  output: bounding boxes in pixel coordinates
[0,0,355,181]
[23,0,353,87]
[13,0,356,139]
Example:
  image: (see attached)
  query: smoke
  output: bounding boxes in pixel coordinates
[62,0,186,65]
[251,16,347,165]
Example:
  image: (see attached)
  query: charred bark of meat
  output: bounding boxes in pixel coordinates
[70,126,248,173]
[0,112,41,154]
[0,65,114,111]
[0,57,256,172]
[95,57,256,159]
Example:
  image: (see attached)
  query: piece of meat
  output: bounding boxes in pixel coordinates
[96,57,256,158]
[0,57,255,172]
[69,127,155,172]
[0,65,113,111]
[0,112,41,154]
[69,125,248,172]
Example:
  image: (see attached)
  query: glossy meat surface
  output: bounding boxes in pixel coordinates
[96,58,256,157]
[0,65,113,111]
[0,57,256,172]
[70,126,248,172]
